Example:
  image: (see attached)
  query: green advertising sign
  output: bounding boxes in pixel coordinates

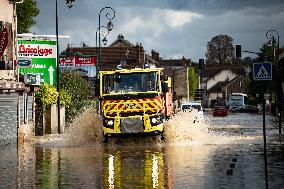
[18,40,57,85]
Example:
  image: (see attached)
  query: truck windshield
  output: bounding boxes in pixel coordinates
[102,72,159,94]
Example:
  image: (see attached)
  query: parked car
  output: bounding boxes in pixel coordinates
[213,106,228,117]
[181,101,203,119]
[238,105,259,113]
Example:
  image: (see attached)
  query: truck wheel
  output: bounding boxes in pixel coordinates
[103,135,109,143]
[160,134,165,142]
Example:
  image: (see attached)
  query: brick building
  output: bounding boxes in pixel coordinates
[64,34,146,71]
[201,64,249,107]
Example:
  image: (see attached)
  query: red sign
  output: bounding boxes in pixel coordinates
[59,56,96,67]
[0,26,8,58]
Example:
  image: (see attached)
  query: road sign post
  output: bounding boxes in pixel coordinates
[253,62,272,188]
[253,62,272,81]
[194,89,205,101]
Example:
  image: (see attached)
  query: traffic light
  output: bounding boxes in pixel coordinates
[236,45,242,58]
[198,59,204,70]
[194,89,205,100]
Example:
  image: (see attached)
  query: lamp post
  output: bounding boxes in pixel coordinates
[266,29,281,136]
[95,26,110,76]
[96,7,115,77]
[56,0,74,133]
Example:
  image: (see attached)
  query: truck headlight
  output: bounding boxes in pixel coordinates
[150,116,161,126]
[107,120,114,126]
[151,117,157,124]
[103,118,115,129]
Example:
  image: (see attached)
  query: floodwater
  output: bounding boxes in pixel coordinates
[1,110,284,189]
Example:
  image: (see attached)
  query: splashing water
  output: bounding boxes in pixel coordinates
[33,108,261,146]
[32,109,103,146]
[164,110,213,144]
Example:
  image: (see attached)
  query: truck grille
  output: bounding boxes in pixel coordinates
[121,118,143,133]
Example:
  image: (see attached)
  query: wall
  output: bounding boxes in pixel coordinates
[0,0,15,61]
[225,77,246,99]
[0,0,14,23]
[206,70,237,90]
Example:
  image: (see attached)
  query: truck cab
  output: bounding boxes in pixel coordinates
[98,68,172,142]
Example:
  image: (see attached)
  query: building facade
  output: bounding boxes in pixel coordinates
[0,0,34,144]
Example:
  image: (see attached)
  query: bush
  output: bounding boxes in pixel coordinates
[60,71,91,123]
[35,84,58,111]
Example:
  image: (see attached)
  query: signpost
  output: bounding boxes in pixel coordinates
[17,40,57,85]
[194,89,205,101]
[253,62,272,81]
[253,62,272,189]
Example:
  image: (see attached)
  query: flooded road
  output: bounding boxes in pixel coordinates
[1,111,284,189]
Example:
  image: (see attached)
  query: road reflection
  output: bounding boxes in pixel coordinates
[102,146,171,189]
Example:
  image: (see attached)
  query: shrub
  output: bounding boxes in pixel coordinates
[60,71,91,123]
[35,84,58,111]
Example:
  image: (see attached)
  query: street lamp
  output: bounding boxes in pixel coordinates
[95,25,110,76]
[56,0,74,133]
[266,29,279,61]
[96,7,116,77]
[266,29,281,136]
[66,0,75,9]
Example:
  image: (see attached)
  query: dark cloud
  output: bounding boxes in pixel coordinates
[31,0,284,61]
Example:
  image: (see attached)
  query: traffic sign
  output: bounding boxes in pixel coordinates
[253,62,272,81]
[17,58,32,68]
[194,88,205,100]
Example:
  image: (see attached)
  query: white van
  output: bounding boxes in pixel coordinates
[181,101,203,119]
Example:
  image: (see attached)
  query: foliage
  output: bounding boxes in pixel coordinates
[206,34,235,65]
[59,89,72,108]
[16,0,39,33]
[187,66,196,98]
[60,71,91,123]
[35,84,58,111]
[84,99,97,112]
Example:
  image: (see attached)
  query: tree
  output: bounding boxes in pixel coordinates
[16,0,39,33]
[188,66,196,98]
[206,34,235,65]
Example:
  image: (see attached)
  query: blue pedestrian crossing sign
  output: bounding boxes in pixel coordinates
[253,62,272,81]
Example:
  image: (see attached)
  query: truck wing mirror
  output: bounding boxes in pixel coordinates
[162,82,169,93]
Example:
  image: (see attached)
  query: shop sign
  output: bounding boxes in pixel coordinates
[0,26,8,58]
[59,56,96,67]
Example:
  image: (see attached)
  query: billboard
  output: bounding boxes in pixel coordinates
[18,40,57,85]
[59,56,97,77]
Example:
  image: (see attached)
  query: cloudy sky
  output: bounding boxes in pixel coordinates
[31,0,284,62]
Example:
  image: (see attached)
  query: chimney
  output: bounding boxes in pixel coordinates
[151,50,159,61]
